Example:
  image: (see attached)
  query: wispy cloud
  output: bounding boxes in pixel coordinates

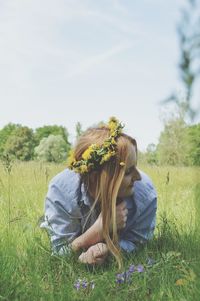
[66,42,133,78]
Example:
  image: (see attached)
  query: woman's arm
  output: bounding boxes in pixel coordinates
[71,215,103,251]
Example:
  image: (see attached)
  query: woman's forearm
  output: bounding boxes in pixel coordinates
[71,218,103,252]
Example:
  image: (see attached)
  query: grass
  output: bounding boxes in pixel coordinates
[0,161,199,300]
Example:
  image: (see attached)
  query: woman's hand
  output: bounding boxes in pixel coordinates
[116,200,128,230]
[78,243,108,265]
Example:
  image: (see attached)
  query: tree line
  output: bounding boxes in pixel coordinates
[139,113,200,166]
[0,124,72,163]
[0,116,199,166]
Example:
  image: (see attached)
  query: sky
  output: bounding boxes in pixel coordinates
[0,0,199,151]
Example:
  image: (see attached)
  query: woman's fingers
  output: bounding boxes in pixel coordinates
[95,243,108,256]
[124,208,128,215]
[78,251,95,264]
[78,250,106,265]
[115,200,128,229]
[117,200,126,210]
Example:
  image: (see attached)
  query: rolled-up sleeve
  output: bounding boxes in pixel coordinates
[119,173,157,253]
[40,184,81,255]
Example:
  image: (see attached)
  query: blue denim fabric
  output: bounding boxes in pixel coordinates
[40,168,157,255]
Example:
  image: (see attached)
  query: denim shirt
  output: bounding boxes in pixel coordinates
[40,168,157,254]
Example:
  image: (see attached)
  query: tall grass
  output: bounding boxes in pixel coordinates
[0,161,199,300]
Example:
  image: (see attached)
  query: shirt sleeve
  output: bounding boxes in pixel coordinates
[119,177,157,253]
[40,183,81,256]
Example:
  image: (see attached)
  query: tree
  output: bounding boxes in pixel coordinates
[157,115,188,166]
[0,123,21,158]
[145,143,158,165]
[34,125,71,147]
[34,135,70,163]
[186,123,200,165]
[4,126,35,161]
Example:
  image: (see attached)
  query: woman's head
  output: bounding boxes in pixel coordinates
[68,119,141,269]
[73,126,140,199]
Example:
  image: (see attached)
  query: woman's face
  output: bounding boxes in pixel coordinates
[117,143,141,198]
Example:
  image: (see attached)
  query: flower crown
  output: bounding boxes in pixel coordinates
[67,117,125,174]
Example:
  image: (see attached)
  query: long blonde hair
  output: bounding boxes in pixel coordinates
[73,126,137,269]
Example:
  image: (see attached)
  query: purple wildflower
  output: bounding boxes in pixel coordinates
[74,278,94,291]
[129,264,135,273]
[74,279,81,291]
[82,280,88,289]
[116,273,125,284]
[136,264,144,273]
[116,271,132,284]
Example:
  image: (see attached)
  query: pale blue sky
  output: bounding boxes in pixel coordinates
[0,0,199,150]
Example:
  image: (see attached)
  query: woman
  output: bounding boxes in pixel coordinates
[41,117,157,268]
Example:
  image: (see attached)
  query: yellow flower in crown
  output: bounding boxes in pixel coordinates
[82,144,97,161]
[79,165,89,173]
[108,116,123,137]
[101,150,116,164]
[111,137,117,145]
[108,117,118,135]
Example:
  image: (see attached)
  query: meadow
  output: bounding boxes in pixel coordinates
[0,161,199,301]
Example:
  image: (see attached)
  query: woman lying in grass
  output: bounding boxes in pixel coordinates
[41,117,157,268]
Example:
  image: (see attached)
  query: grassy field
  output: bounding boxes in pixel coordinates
[0,161,199,301]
